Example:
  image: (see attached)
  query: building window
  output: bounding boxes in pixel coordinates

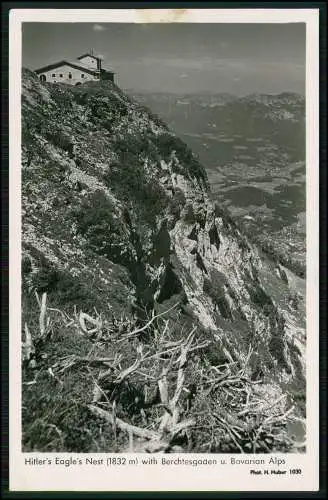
[59,74,63,78]
[81,74,85,78]
[52,73,56,77]
[40,74,46,82]
[68,73,72,79]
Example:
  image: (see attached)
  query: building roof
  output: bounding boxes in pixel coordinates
[35,59,115,76]
[100,65,115,74]
[77,53,102,61]
[35,60,97,75]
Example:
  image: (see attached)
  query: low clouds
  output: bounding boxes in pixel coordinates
[133,56,304,76]
[114,55,305,95]
[93,24,106,32]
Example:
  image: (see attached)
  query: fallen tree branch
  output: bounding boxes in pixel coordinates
[88,404,160,441]
[34,290,41,307]
[39,292,47,338]
[123,302,180,340]
[113,346,147,384]
[237,394,287,417]
[158,366,169,405]
[53,355,119,374]
[47,367,63,386]
[170,418,196,439]
[23,322,34,362]
[79,312,102,336]
[48,307,72,321]
[159,327,196,433]
[263,405,295,426]
[172,328,196,408]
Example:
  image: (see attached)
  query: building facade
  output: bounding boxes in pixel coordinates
[35,53,115,86]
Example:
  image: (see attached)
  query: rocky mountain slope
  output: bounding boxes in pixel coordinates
[131,90,306,277]
[21,69,306,453]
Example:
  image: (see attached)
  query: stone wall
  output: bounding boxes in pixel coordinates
[38,64,99,86]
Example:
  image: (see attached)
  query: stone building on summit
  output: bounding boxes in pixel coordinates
[35,51,115,86]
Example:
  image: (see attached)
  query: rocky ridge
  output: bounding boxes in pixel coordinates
[21,69,306,453]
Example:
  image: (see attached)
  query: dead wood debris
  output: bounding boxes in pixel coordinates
[23,296,305,454]
[88,328,199,453]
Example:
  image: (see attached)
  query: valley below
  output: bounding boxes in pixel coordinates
[130,91,306,277]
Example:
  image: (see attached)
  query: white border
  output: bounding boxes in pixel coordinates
[9,8,320,492]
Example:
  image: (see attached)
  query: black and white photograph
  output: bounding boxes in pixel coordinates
[9,7,320,493]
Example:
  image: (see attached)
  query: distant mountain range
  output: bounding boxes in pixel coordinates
[127,91,304,109]
[129,90,306,276]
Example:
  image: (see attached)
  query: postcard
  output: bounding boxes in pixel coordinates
[9,7,319,492]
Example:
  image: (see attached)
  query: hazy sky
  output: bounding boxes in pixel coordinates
[22,22,306,95]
